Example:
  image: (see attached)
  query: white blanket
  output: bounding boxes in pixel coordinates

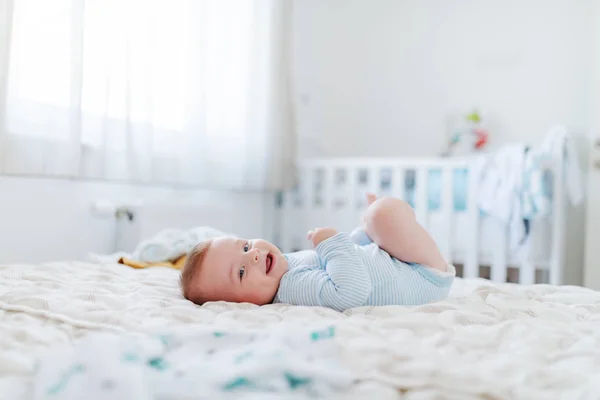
[1,261,600,399]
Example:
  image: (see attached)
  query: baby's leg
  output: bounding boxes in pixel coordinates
[363,196,447,271]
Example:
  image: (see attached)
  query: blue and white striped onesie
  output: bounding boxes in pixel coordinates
[273,230,455,312]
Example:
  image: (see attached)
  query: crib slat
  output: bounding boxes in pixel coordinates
[347,167,361,229]
[294,167,310,252]
[415,168,428,228]
[319,166,334,236]
[304,166,317,250]
[369,167,380,197]
[323,165,334,212]
[550,162,566,285]
[280,188,294,253]
[272,191,283,250]
[392,167,405,200]
[519,242,535,285]
[439,167,453,263]
[327,165,348,232]
[491,221,508,283]
[297,167,310,248]
[349,167,359,210]
[464,169,479,278]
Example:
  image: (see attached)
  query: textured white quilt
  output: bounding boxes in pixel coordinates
[1,261,600,399]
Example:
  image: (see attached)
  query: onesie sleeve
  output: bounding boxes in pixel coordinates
[275,233,371,312]
[315,232,372,311]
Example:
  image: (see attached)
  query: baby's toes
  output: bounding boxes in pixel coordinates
[366,193,377,206]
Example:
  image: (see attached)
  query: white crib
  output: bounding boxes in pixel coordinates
[272,156,567,285]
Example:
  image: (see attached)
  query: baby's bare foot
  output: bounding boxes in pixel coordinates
[360,193,378,225]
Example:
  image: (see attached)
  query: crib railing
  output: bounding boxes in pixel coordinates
[273,157,566,285]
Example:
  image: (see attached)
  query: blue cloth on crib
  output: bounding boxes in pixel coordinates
[403,169,469,212]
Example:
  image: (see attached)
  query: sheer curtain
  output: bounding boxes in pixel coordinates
[0,0,296,190]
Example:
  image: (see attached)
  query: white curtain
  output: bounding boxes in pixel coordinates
[0,0,296,190]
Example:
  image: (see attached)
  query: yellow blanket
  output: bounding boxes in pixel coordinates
[118,255,187,270]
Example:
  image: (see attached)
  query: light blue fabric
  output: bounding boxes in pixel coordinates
[273,231,454,312]
[520,154,554,220]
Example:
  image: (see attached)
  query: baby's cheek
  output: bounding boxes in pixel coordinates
[249,282,277,305]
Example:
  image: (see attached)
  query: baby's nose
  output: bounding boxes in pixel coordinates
[251,249,260,263]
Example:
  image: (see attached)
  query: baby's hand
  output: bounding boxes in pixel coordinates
[307,227,338,247]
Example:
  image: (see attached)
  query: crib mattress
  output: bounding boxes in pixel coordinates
[1,261,599,399]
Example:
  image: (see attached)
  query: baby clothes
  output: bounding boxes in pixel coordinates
[273,229,455,312]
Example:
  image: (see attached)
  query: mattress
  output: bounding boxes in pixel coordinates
[1,261,600,399]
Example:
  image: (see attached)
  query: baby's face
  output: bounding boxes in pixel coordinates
[196,237,288,305]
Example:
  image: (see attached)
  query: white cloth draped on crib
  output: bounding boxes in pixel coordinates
[470,126,584,255]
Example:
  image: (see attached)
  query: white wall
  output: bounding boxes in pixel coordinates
[293,0,592,158]
[0,176,268,264]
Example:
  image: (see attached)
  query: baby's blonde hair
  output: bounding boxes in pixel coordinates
[180,240,212,305]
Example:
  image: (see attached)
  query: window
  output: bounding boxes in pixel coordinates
[7,0,254,154]
[2,0,293,189]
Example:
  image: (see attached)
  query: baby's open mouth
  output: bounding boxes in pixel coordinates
[266,254,274,274]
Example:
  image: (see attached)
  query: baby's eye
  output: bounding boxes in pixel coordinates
[239,266,245,281]
[243,242,250,252]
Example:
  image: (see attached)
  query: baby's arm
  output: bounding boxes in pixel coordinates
[281,229,371,312]
[316,232,372,311]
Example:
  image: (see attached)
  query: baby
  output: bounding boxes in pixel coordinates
[180,194,455,312]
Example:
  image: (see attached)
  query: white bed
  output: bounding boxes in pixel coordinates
[2,261,600,399]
